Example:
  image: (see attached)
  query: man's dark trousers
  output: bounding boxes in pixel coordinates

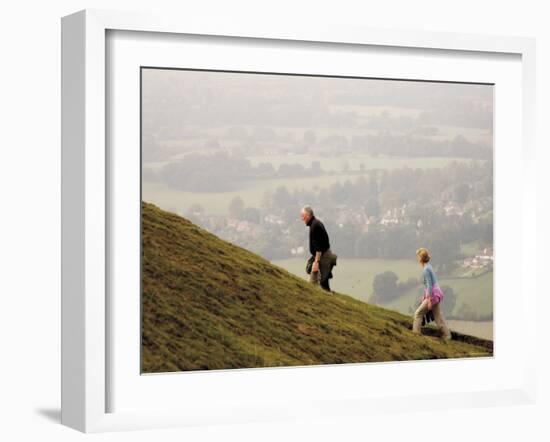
[307,249,337,291]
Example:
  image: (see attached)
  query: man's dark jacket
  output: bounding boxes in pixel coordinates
[305,216,337,279]
[307,216,330,255]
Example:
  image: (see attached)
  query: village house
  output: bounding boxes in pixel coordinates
[380,208,401,226]
[462,247,494,270]
[443,202,465,217]
[227,218,254,233]
[263,214,284,225]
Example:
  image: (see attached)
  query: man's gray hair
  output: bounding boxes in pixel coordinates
[301,206,314,217]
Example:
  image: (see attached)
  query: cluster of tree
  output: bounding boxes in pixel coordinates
[146,152,335,191]
[370,271,419,304]
[228,196,261,223]
[159,152,251,191]
[262,160,492,213]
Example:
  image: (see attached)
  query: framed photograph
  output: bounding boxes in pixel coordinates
[61,9,537,433]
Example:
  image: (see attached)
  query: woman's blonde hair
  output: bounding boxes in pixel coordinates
[416,247,431,263]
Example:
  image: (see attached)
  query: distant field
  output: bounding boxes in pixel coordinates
[144,173,367,216]
[247,154,478,172]
[444,273,493,314]
[272,257,421,303]
[173,117,491,142]
[446,320,493,340]
[328,104,423,118]
[429,125,493,145]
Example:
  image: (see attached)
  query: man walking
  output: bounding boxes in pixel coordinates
[300,206,337,292]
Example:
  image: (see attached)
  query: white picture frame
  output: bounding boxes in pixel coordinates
[61,9,537,433]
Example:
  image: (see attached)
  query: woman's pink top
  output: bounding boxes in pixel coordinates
[423,284,444,305]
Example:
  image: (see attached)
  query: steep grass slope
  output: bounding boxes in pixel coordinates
[141,202,492,373]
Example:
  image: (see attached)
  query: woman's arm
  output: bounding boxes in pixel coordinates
[423,267,434,310]
[424,267,434,296]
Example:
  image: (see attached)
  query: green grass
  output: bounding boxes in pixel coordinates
[141,202,492,373]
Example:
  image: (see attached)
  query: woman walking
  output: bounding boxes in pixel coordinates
[412,248,452,340]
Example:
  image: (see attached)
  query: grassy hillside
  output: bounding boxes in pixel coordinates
[141,201,492,373]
